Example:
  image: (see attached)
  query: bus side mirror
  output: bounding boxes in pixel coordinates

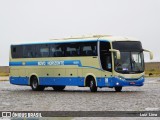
[109,49,121,59]
[143,49,153,60]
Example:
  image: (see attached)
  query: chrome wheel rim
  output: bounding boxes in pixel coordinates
[90,81,94,88]
[33,80,38,89]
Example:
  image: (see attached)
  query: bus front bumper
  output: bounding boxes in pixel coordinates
[97,77,144,87]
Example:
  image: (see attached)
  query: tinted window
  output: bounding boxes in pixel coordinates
[50,44,65,57]
[11,41,98,58]
[38,44,49,57]
[11,45,23,58]
[112,41,143,52]
[100,41,112,71]
[65,43,80,56]
[80,42,97,56]
[23,45,36,58]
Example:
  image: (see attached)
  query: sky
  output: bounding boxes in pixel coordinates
[0,0,160,66]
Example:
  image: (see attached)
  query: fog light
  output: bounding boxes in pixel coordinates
[116,82,119,85]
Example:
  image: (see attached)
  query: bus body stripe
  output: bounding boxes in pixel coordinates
[9,76,144,87]
[9,60,103,71]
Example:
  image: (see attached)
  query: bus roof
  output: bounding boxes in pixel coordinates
[50,35,138,41]
[11,35,138,45]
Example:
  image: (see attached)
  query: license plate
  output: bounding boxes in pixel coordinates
[129,82,135,85]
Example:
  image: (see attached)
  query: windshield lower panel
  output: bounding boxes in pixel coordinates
[114,52,144,74]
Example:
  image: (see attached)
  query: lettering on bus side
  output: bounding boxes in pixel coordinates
[38,61,64,66]
[47,61,64,66]
[38,61,46,66]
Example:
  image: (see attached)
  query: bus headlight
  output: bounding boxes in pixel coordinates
[116,82,120,85]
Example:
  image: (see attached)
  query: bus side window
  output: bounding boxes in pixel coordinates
[82,46,92,56]
[80,42,97,56]
[66,47,77,56]
[11,46,17,58]
[11,45,23,58]
[40,48,49,57]
[50,44,55,57]
[53,44,65,57]
[50,47,56,57]
[23,45,36,58]
[39,44,49,57]
[65,43,79,57]
[50,44,62,57]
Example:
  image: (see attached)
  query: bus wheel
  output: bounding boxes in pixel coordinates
[115,86,122,92]
[52,86,66,91]
[90,79,97,92]
[30,76,45,91]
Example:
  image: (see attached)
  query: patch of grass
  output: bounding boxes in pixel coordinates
[145,70,160,77]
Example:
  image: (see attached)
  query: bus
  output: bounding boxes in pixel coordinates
[9,35,153,92]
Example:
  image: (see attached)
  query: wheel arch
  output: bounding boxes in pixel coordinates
[29,73,40,85]
[84,73,97,86]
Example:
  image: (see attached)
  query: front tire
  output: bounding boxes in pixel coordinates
[115,86,122,92]
[90,79,97,92]
[53,86,66,91]
[30,76,45,91]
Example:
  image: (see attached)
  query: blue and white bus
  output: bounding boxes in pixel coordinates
[9,35,153,92]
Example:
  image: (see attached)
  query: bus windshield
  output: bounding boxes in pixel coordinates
[114,52,144,74]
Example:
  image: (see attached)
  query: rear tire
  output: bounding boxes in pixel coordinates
[90,79,97,92]
[30,76,45,91]
[53,86,66,91]
[115,86,122,92]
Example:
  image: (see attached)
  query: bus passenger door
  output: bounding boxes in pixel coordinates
[100,41,112,77]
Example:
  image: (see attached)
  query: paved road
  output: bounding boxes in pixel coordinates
[0,77,160,111]
[0,77,160,119]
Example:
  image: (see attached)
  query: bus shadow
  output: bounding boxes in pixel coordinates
[7,87,144,94]
[40,89,144,94]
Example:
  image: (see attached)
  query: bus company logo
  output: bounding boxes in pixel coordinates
[47,61,64,66]
[2,112,11,118]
